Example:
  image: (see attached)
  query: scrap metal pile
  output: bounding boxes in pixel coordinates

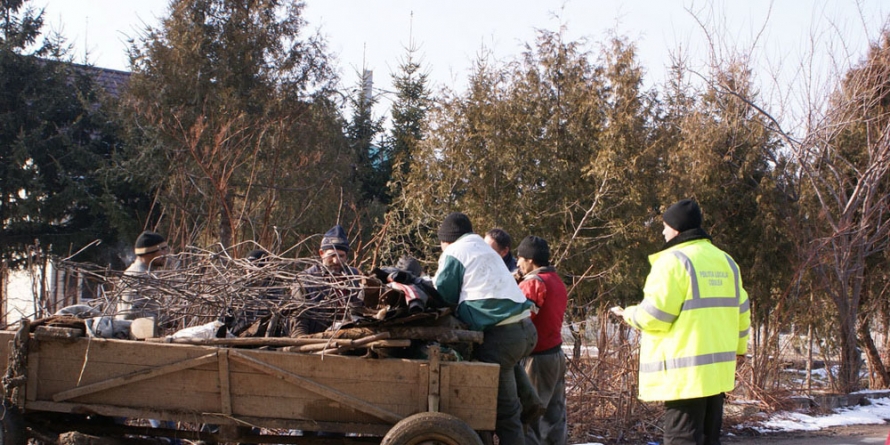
[42,249,481,358]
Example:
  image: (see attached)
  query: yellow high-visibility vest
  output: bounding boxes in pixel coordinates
[623,238,751,401]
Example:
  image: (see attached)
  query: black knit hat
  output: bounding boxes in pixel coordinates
[437,212,473,243]
[134,231,166,255]
[662,199,703,232]
[320,225,350,252]
[517,235,550,266]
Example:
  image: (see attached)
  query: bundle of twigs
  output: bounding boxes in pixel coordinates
[57,247,371,336]
[52,247,481,359]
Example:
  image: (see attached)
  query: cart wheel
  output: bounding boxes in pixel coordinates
[0,403,25,445]
[381,412,483,445]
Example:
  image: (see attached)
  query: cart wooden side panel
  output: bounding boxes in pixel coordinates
[0,331,498,433]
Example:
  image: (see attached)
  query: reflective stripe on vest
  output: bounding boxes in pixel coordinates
[640,351,738,373]
[639,250,745,374]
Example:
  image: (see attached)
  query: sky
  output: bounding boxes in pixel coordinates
[38,0,889,118]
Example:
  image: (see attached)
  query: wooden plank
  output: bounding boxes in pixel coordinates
[52,352,218,402]
[39,341,423,389]
[416,362,430,414]
[441,361,500,388]
[36,365,220,398]
[38,372,221,410]
[36,355,219,378]
[218,348,232,415]
[34,326,83,341]
[26,399,225,425]
[226,365,423,400]
[428,347,440,412]
[154,335,390,347]
[37,338,217,367]
[232,394,382,423]
[224,350,427,400]
[228,350,404,424]
[43,384,222,413]
[0,333,10,382]
[228,382,420,421]
[26,350,38,402]
[439,361,498,430]
[37,350,425,411]
[246,350,427,382]
[9,330,498,431]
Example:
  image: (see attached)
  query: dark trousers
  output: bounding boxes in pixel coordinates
[475,317,538,445]
[663,393,724,445]
[523,348,568,445]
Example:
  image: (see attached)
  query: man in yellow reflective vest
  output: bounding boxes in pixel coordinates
[611,199,751,445]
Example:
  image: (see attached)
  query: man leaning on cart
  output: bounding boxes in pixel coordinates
[432,212,538,445]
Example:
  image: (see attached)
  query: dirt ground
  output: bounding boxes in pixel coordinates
[724,422,889,444]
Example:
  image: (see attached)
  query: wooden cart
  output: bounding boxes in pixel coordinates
[0,323,498,444]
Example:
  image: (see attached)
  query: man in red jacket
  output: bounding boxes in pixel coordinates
[517,235,568,445]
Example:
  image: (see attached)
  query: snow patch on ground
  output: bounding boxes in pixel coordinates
[750,396,890,433]
[572,396,890,444]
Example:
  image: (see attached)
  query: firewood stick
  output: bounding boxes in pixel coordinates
[284,332,392,353]
[146,336,338,347]
[319,339,413,355]
[308,326,483,344]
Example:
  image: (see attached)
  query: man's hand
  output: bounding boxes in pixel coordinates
[609,306,624,318]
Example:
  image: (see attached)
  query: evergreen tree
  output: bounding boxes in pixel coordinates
[0,0,131,268]
[369,41,433,264]
[120,0,351,253]
[576,36,659,304]
[399,48,512,226]
[389,42,431,195]
[346,69,388,204]
[654,55,797,391]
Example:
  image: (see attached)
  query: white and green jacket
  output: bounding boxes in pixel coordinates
[434,233,532,331]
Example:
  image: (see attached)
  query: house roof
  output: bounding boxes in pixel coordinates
[75,64,131,98]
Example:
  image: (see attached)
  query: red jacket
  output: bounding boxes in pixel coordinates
[519,267,568,353]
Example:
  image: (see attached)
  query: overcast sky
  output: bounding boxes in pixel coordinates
[39,1,888,114]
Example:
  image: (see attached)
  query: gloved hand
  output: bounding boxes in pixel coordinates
[387,269,417,284]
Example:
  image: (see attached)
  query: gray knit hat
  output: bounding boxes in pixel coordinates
[320,225,350,252]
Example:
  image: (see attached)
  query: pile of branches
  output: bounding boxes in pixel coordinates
[52,248,483,358]
[58,248,377,336]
